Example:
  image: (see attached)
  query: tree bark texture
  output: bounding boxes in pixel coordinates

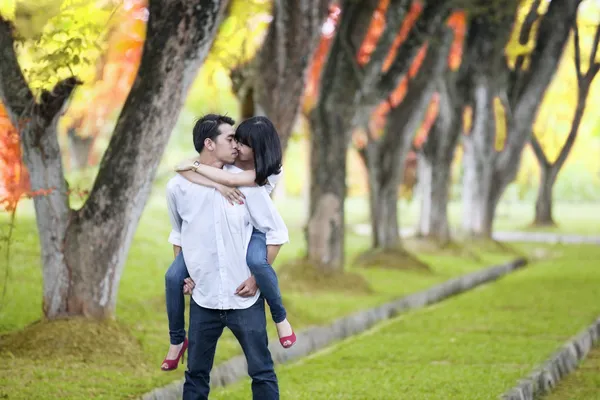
[230,0,329,152]
[530,21,600,225]
[0,0,228,319]
[307,0,452,271]
[460,0,581,237]
[417,68,463,243]
[360,28,454,249]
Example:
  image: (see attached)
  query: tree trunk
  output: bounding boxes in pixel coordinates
[417,150,453,243]
[67,127,94,170]
[530,21,600,226]
[360,26,455,249]
[461,79,502,238]
[531,88,587,226]
[417,69,462,243]
[306,109,349,271]
[534,166,556,225]
[360,142,400,249]
[460,0,579,238]
[20,106,73,317]
[305,0,381,271]
[306,0,451,270]
[230,0,329,153]
[0,1,228,319]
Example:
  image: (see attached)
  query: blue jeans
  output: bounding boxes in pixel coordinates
[165,251,189,345]
[183,297,279,400]
[246,228,287,324]
[165,229,287,344]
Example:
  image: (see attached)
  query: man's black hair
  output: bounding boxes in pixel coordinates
[192,114,235,153]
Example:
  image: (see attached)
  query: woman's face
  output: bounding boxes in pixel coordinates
[236,141,254,162]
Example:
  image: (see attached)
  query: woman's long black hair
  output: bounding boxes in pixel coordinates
[235,116,282,186]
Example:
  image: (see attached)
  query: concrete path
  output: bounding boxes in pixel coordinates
[352,224,600,245]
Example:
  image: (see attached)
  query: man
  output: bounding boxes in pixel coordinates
[166,114,288,400]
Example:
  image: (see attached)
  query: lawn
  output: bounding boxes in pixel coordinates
[212,244,600,400]
[544,343,600,399]
[0,187,516,400]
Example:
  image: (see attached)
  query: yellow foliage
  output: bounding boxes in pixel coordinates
[533,0,600,165]
[505,0,549,70]
[0,0,16,19]
[493,97,507,151]
[13,0,63,39]
[463,106,472,134]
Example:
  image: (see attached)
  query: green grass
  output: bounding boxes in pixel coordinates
[212,244,600,400]
[544,343,600,399]
[0,188,517,400]
[342,198,600,236]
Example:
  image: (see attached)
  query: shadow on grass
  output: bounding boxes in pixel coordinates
[353,246,432,272]
[278,259,373,294]
[0,318,145,365]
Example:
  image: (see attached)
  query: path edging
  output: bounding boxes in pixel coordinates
[501,316,600,400]
[142,258,527,400]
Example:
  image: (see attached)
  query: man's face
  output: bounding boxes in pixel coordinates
[211,124,238,164]
[236,142,254,162]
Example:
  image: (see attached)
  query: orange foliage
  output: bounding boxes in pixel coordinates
[414,92,440,147]
[0,104,30,213]
[447,11,466,71]
[302,2,466,150]
[356,1,423,69]
[369,9,466,142]
[356,0,391,66]
[382,2,423,71]
[302,4,340,113]
[66,0,147,167]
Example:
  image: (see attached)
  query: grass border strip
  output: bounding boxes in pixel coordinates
[501,315,600,400]
[142,258,527,400]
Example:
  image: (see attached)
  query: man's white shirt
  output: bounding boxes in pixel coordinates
[166,164,289,310]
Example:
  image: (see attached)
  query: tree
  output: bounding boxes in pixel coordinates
[530,18,600,225]
[0,0,228,320]
[306,0,452,271]
[230,0,330,152]
[358,23,456,251]
[64,0,146,170]
[460,0,581,238]
[414,11,466,244]
[415,25,464,245]
[0,102,29,213]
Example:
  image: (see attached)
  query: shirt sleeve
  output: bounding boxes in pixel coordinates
[243,186,289,245]
[166,181,182,246]
[266,168,282,189]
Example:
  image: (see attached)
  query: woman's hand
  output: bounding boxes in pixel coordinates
[174,159,196,172]
[217,184,246,205]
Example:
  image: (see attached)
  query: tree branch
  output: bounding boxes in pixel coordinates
[338,0,380,88]
[551,22,600,174]
[529,133,550,168]
[584,22,600,86]
[38,77,81,122]
[0,16,34,126]
[552,97,585,173]
[574,22,584,86]
[515,0,583,111]
[510,0,542,104]
[360,0,411,89]
[375,0,452,94]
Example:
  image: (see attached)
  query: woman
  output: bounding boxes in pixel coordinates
[161,116,295,371]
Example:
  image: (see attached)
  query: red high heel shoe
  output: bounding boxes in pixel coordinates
[279,331,296,349]
[161,338,188,371]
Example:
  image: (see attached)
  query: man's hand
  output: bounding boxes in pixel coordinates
[235,276,258,297]
[183,277,195,295]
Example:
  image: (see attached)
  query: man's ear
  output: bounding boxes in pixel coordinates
[204,138,214,151]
